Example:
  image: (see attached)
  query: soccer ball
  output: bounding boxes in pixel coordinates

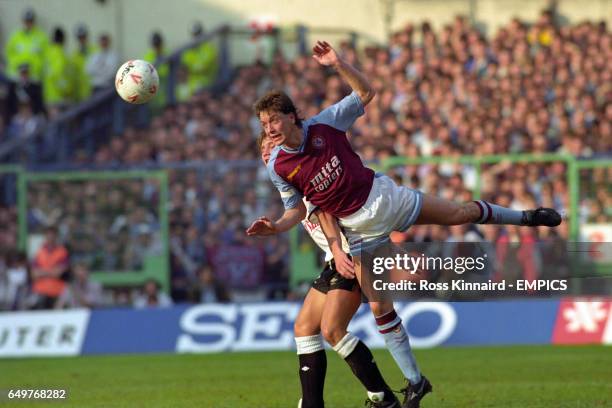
[115,59,159,104]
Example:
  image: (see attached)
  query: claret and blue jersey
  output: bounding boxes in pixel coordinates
[267,92,375,218]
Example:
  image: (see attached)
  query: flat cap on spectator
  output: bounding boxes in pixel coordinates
[75,24,88,38]
[23,8,35,22]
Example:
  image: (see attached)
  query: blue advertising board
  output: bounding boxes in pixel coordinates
[1,299,609,358]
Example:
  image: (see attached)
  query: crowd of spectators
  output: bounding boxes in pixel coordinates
[27,179,163,270]
[1,7,611,309]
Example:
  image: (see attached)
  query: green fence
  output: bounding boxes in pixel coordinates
[16,170,170,292]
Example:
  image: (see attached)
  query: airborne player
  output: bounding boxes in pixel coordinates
[248,40,561,407]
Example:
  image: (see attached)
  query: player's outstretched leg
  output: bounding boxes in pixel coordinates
[416,194,561,227]
[353,257,432,408]
[321,288,400,408]
[370,305,432,408]
[373,308,422,384]
[294,289,328,408]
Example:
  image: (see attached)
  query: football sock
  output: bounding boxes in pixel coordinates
[296,335,326,408]
[375,310,422,384]
[474,200,523,225]
[333,333,393,398]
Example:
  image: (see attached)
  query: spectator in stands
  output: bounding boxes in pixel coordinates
[71,24,94,102]
[6,95,46,145]
[181,22,218,95]
[43,27,72,117]
[5,63,45,125]
[86,33,119,94]
[124,224,163,270]
[0,251,28,310]
[133,279,173,308]
[144,31,169,107]
[56,261,103,308]
[0,207,18,256]
[113,288,133,306]
[263,235,289,300]
[30,226,69,309]
[193,265,230,303]
[4,8,48,83]
[175,66,192,103]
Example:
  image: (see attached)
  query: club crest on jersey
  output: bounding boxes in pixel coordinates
[311,136,325,149]
[309,155,343,192]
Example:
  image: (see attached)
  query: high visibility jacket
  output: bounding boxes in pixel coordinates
[181,41,218,93]
[43,44,73,105]
[144,47,169,106]
[5,26,49,82]
[71,44,96,102]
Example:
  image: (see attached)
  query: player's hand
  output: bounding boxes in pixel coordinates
[333,250,355,279]
[246,216,278,236]
[312,41,340,67]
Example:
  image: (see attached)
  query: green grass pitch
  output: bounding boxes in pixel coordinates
[1,345,611,407]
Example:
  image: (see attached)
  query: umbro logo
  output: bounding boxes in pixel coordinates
[301,366,310,372]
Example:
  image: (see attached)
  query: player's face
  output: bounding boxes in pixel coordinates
[260,137,274,165]
[259,110,294,146]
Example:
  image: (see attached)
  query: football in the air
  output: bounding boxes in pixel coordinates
[115,59,159,104]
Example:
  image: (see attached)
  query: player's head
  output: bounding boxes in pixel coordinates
[253,90,302,147]
[257,131,274,165]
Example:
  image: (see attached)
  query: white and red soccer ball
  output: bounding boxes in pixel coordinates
[115,59,159,104]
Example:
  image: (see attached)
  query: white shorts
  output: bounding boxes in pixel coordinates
[339,174,422,255]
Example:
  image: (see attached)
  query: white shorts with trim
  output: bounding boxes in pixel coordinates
[339,174,422,255]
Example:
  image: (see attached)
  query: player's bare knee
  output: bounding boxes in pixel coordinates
[294,319,319,337]
[321,323,346,347]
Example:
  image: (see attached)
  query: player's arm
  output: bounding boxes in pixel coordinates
[312,40,375,106]
[317,210,355,279]
[246,163,305,236]
[246,202,306,236]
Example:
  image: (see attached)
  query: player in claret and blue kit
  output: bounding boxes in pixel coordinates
[247,40,561,408]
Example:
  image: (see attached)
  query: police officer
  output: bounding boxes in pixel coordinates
[71,24,94,102]
[43,27,72,114]
[143,31,169,106]
[181,22,218,95]
[4,8,49,83]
